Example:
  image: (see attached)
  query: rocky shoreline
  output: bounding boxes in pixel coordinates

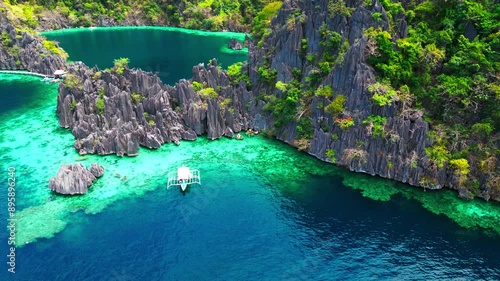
[245,0,499,201]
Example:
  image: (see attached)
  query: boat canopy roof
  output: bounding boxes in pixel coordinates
[178,167,191,179]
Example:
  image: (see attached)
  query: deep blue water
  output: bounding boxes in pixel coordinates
[3,175,499,281]
[0,75,49,115]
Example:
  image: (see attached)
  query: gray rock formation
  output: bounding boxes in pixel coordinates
[57,59,255,156]
[49,163,104,195]
[37,10,72,31]
[464,22,478,42]
[244,0,499,201]
[0,12,66,74]
[90,163,105,178]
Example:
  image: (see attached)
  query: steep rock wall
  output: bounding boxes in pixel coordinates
[246,0,499,201]
[0,12,65,74]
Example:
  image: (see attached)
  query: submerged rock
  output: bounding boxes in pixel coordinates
[90,162,105,178]
[49,163,104,195]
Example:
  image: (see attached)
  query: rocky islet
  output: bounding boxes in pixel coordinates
[49,163,104,195]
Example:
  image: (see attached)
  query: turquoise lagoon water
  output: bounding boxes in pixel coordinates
[43,27,248,84]
[0,27,499,280]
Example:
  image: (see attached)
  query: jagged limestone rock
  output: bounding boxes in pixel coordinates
[57,59,253,156]
[0,13,65,74]
[49,163,104,195]
[50,0,498,201]
[90,163,105,178]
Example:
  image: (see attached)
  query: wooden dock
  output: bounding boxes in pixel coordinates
[0,70,49,78]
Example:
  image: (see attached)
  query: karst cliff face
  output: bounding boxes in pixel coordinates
[53,0,500,201]
[250,0,429,184]
[246,0,498,201]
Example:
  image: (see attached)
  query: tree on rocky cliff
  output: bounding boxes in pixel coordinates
[113,57,129,75]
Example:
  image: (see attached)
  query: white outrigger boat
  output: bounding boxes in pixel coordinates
[167,166,201,191]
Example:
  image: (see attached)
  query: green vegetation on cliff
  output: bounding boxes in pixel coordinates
[365,0,499,198]
[365,2,499,127]
[250,0,498,200]
[42,39,68,59]
[6,0,277,32]
[252,1,283,44]
[0,2,68,67]
[113,57,129,74]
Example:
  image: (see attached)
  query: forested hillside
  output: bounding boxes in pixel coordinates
[3,0,275,31]
[245,0,499,200]
[365,0,499,140]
